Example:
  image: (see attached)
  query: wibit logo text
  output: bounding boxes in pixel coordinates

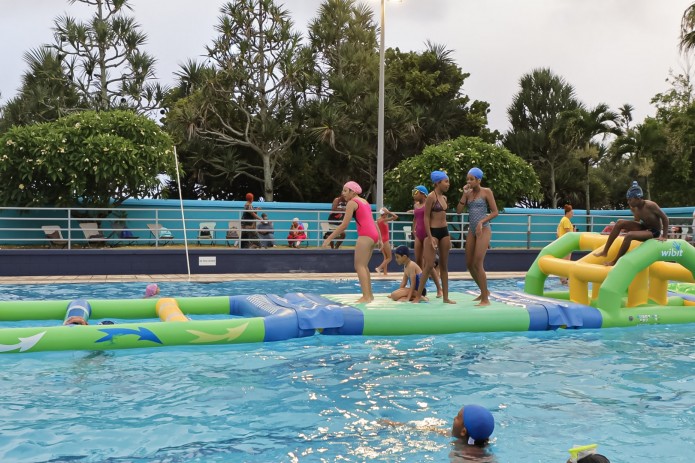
[661,241,683,258]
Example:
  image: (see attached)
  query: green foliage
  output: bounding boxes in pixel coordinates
[504,68,580,208]
[384,136,540,212]
[51,0,163,112]
[0,110,175,209]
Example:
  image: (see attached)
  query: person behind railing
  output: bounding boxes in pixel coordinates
[411,185,443,298]
[600,221,615,235]
[322,181,378,304]
[414,171,456,304]
[375,207,399,275]
[287,218,306,248]
[241,193,261,249]
[257,213,275,248]
[325,191,347,249]
[456,167,499,306]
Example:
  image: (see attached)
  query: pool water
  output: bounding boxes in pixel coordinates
[0,279,693,462]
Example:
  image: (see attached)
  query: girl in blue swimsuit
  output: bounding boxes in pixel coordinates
[456,167,499,306]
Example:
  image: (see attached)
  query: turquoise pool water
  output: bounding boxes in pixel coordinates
[0,279,692,462]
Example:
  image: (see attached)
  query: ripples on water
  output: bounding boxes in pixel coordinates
[0,279,693,462]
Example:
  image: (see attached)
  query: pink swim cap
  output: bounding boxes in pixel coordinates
[343,181,362,194]
[145,283,159,298]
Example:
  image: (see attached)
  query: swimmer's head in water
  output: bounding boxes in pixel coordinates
[343,181,362,195]
[453,404,494,444]
[626,181,643,199]
[430,170,448,184]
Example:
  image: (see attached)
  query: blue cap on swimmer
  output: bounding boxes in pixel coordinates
[394,245,410,257]
[626,181,643,199]
[462,404,495,442]
[431,170,448,184]
[468,167,483,180]
[413,185,429,195]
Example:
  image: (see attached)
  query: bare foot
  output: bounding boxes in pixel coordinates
[411,296,422,304]
[560,278,568,285]
[473,291,490,301]
[374,267,382,274]
[355,296,374,304]
[604,260,616,267]
[443,298,456,304]
[476,300,490,306]
[592,250,607,258]
[436,291,443,298]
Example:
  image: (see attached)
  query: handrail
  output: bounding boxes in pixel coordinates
[0,206,684,250]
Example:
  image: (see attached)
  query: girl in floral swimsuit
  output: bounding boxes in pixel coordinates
[456,167,499,306]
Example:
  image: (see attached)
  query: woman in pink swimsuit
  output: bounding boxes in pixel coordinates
[412,185,443,298]
[375,207,399,275]
[322,181,379,303]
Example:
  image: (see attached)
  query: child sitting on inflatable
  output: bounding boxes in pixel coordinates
[390,245,428,302]
[593,181,669,266]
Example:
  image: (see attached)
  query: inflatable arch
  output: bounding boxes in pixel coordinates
[525,232,695,313]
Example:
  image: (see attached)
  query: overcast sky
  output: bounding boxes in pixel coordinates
[2,0,693,133]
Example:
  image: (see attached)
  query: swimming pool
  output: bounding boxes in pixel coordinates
[0,279,692,462]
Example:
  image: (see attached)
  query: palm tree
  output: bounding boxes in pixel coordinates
[681,3,695,52]
[555,103,620,212]
[504,68,580,208]
[611,119,666,199]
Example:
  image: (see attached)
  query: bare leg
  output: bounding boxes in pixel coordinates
[472,227,492,306]
[431,266,443,297]
[465,233,483,300]
[354,236,375,303]
[605,230,653,266]
[413,237,436,303]
[593,220,630,257]
[438,236,455,304]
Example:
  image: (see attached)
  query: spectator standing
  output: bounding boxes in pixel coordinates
[375,207,399,275]
[325,192,348,249]
[241,193,261,249]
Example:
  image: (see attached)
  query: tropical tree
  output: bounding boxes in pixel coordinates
[51,0,163,112]
[681,2,695,52]
[0,47,83,131]
[0,110,175,209]
[384,136,540,212]
[385,42,499,157]
[504,68,581,208]
[300,0,380,198]
[555,103,620,211]
[173,0,303,201]
[611,118,666,200]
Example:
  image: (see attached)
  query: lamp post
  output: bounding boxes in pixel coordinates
[376,0,386,210]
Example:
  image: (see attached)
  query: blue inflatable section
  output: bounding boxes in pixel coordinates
[228,293,363,341]
[491,291,603,330]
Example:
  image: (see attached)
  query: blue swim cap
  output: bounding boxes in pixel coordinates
[413,185,429,195]
[626,181,643,199]
[462,404,494,441]
[468,167,483,180]
[431,170,448,184]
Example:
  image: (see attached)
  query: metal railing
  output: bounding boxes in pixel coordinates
[0,206,689,250]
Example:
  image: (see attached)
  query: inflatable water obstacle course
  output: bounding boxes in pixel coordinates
[3,232,695,354]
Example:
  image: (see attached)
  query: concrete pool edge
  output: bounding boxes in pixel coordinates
[0,272,528,284]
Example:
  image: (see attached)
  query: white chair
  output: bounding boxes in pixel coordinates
[197,222,216,245]
[402,226,414,248]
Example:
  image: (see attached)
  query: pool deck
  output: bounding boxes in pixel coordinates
[0,272,527,284]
